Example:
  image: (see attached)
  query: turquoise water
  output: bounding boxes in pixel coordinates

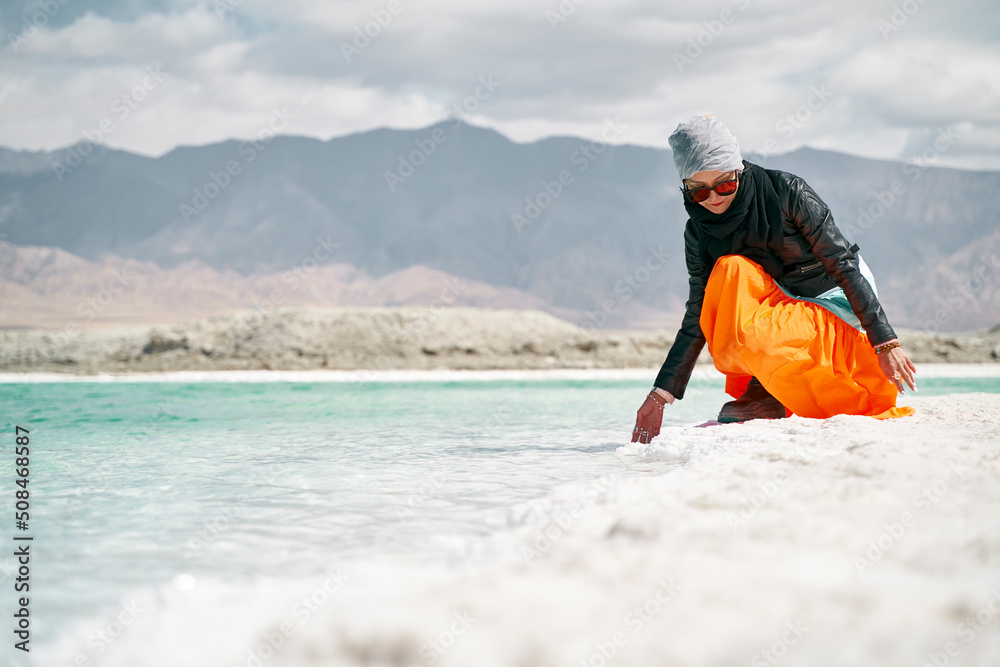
[0,373,998,653]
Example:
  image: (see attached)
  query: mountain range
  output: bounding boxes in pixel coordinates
[1,120,998,332]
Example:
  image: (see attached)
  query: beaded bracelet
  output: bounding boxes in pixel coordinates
[874,339,901,354]
[647,391,665,411]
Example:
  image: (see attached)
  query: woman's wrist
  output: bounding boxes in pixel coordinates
[873,338,900,354]
[650,387,674,405]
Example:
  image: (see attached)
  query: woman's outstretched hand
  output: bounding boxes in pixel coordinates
[632,391,674,444]
[878,346,917,393]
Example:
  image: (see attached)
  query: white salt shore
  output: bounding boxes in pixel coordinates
[38,391,1000,667]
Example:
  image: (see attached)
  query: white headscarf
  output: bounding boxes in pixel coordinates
[668,114,744,182]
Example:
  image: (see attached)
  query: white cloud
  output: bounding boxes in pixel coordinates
[0,0,996,170]
[830,39,1000,125]
[12,5,230,59]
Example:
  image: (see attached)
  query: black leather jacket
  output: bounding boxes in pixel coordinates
[653,167,897,399]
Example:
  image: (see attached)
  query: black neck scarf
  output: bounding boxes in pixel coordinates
[684,161,786,280]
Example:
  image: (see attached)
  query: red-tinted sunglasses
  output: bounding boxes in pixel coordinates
[681,171,740,203]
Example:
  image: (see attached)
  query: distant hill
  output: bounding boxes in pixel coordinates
[0,121,998,331]
[0,241,592,330]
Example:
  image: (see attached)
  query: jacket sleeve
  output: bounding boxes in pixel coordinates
[653,220,708,399]
[782,174,896,346]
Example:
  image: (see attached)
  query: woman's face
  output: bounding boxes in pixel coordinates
[684,169,739,214]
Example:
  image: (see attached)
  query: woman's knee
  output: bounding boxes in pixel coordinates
[712,254,764,275]
[706,255,767,293]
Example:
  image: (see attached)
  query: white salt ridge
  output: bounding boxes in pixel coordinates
[35,393,1000,667]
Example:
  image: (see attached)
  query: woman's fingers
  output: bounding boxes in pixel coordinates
[632,396,666,443]
[645,411,663,442]
[639,414,652,443]
[632,403,649,442]
[890,349,917,392]
[896,367,909,392]
[879,356,896,386]
[902,361,917,392]
[907,354,919,391]
[878,349,918,394]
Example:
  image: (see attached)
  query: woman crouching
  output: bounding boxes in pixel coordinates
[632,115,916,444]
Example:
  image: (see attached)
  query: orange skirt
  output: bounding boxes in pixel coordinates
[699,255,914,419]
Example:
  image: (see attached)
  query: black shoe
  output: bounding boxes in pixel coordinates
[718,377,787,424]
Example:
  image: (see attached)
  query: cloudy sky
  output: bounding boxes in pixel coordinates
[2,0,998,169]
